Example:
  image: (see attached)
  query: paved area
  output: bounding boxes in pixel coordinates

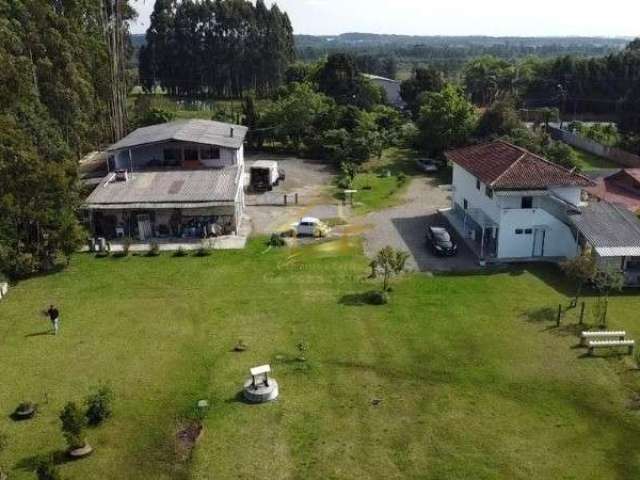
[245,154,338,234]
[357,177,479,272]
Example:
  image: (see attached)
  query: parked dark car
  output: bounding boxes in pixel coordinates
[426,226,457,256]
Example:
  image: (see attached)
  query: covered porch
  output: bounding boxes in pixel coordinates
[443,204,499,262]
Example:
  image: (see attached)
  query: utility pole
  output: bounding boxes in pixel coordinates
[557,84,568,130]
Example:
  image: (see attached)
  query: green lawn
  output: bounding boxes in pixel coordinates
[1,240,640,479]
[338,148,444,214]
[573,147,619,171]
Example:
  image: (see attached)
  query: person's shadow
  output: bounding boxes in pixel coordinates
[25,331,53,338]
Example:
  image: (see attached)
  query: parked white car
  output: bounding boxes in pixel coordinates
[296,217,329,237]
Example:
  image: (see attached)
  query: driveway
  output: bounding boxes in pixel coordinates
[358,176,479,272]
[244,154,338,234]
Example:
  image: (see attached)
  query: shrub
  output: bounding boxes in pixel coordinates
[367,290,389,305]
[60,402,87,450]
[173,247,188,257]
[85,386,114,426]
[147,242,161,257]
[397,172,408,185]
[35,457,61,480]
[268,233,286,247]
[122,238,132,257]
[194,246,212,257]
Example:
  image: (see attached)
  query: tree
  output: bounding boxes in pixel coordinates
[317,54,381,110]
[463,56,515,106]
[415,84,476,156]
[561,253,596,308]
[139,0,295,97]
[135,108,177,128]
[476,97,523,138]
[592,266,625,328]
[400,66,445,118]
[60,402,87,451]
[545,141,579,171]
[373,246,410,292]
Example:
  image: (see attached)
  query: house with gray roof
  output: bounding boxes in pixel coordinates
[84,120,247,242]
[569,200,640,286]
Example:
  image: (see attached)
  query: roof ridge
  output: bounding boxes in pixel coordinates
[496,140,594,187]
[489,150,527,188]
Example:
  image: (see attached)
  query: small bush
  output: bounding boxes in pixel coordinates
[36,457,61,480]
[173,247,188,258]
[367,290,389,305]
[60,402,87,450]
[268,233,286,247]
[85,386,114,426]
[122,238,132,257]
[147,242,161,257]
[397,172,408,185]
[194,246,212,257]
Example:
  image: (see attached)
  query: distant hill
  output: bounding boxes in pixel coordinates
[295,33,631,49]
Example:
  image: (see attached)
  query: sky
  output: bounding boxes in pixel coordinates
[129,0,640,38]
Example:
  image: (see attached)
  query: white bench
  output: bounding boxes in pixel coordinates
[581,331,626,346]
[587,340,635,356]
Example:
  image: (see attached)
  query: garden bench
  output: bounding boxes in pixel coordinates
[587,340,635,356]
[580,331,626,346]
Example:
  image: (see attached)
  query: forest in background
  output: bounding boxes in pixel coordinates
[0,0,131,277]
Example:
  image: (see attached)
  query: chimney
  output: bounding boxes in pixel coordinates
[230,127,235,138]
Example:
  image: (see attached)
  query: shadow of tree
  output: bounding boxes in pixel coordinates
[338,291,386,306]
[15,450,70,472]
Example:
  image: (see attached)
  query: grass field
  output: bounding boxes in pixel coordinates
[573,147,619,171]
[337,148,443,214]
[2,239,640,479]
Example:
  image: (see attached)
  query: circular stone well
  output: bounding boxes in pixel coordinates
[243,378,279,403]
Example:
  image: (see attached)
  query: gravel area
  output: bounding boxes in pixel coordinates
[358,176,479,272]
[244,154,338,234]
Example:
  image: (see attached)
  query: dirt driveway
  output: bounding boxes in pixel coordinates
[244,154,338,234]
[358,176,479,272]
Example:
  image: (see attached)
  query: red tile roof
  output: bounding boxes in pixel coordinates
[586,170,640,212]
[445,141,594,190]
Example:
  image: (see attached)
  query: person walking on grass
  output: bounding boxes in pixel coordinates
[47,305,60,335]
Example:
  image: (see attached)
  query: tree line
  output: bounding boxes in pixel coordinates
[0,0,132,278]
[139,0,295,98]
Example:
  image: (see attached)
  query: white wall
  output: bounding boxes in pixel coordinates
[498,208,578,258]
[549,186,582,206]
[452,165,501,222]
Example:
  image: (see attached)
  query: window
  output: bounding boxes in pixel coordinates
[463,199,469,210]
[515,229,524,235]
[485,187,494,199]
[200,147,220,160]
[521,196,533,209]
[524,229,533,235]
[184,148,199,162]
[476,178,481,190]
[163,148,178,162]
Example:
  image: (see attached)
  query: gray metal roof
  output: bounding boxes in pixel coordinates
[107,120,248,152]
[569,201,640,257]
[84,167,240,210]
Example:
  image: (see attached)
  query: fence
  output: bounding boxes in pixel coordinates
[548,126,640,168]
[245,192,301,207]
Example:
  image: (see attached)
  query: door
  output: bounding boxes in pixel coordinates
[532,228,546,257]
[137,214,153,241]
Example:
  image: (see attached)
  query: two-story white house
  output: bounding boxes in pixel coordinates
[444,141,594,262]
[83,119,248,241]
